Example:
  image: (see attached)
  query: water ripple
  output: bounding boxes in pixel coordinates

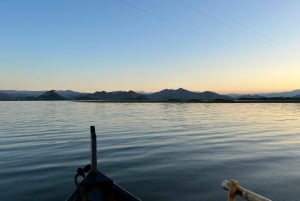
[1,102,300,201]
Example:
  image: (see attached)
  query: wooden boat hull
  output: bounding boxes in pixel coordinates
[65,171,141,201]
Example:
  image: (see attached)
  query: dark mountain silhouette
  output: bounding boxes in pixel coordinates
[56,90,88,99]
[148,88,231,100]
[260,89,300,98]
[198,91,232,100]
[0,90,87,100]
[0,92,14,101]
[148,88,197,100]
[77,90,146,100]
[0,90,44,98]
[1,88,300,101]
[37,90,65,100]
[237,95,266,100]
[293,94,300,99]
[229,89,300,99]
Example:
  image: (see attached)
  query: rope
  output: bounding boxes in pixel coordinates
[74,164,92,201]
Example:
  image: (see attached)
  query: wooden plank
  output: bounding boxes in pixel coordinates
[222,179,272,201]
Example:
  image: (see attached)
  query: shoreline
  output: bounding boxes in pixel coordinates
[73,99,300,103]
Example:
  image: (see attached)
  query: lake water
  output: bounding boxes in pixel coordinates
[1,102,300,201]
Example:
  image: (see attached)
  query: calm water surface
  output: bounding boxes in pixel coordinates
[1,102,300,201]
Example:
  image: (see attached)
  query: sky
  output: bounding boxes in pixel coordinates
[1,0,300,94]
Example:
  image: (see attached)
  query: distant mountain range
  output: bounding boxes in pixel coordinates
[228,89,300,98]
[0,92,15,101]
[0,90,86,99]
[0,88,300,101]
[37,90,65,100]
[77,90,147,100]
[148,88,231,100]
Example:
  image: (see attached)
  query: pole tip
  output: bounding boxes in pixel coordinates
[90,126,96,134]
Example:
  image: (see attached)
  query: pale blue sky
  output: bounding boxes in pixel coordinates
[1,0,300,93]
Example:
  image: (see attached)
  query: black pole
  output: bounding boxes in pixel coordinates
[90,126,98,172]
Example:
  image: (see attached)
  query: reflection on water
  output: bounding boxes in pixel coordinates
[0,102,300,201]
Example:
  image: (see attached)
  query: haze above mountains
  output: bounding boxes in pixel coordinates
[0,88,300,101]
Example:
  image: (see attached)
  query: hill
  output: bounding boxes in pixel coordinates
[0,90,44,98]
[37,90,65,100]
[229,89,300,99]
[148,88,231,101]
[260,89,300,98]
[77,90,146,100]
[0,92,14,101]
[293,94,300,99]
[56,90,88,99]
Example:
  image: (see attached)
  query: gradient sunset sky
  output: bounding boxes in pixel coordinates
[1,0,299,93]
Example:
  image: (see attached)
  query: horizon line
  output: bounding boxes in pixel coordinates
[1,87,299,95]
